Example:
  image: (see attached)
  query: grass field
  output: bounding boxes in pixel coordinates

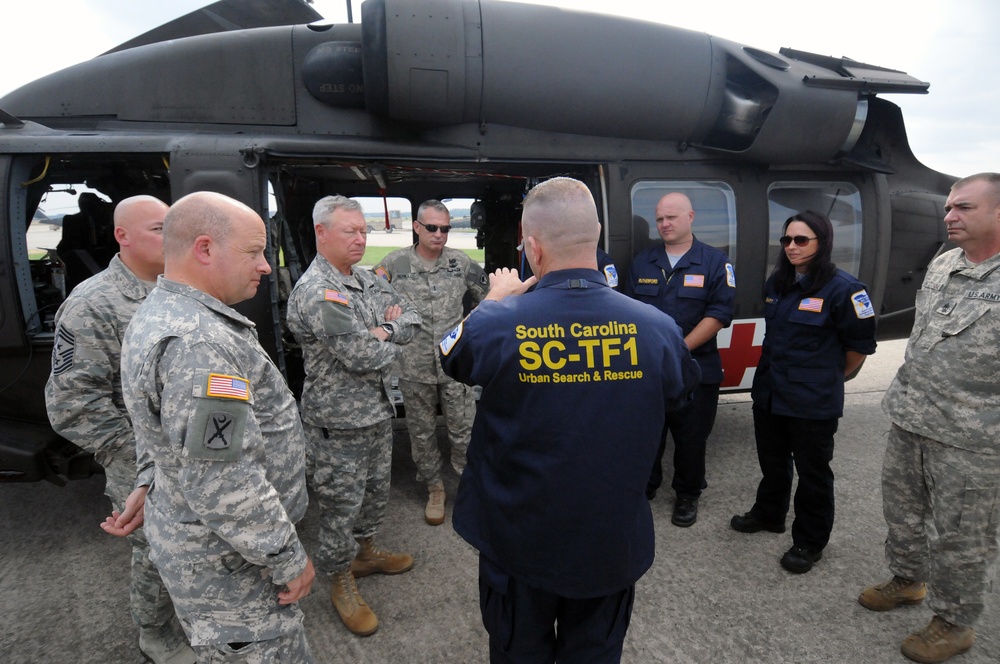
[358,246,484,266]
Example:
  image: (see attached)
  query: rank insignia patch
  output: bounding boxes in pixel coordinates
[51,325,76,376]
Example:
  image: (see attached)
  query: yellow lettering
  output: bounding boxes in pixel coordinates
[519,341,541,370]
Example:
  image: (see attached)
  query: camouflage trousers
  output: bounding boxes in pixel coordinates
[103,454,178,630]
[192,624,313,663]
[305,420,393,573]
[397,378,474,486]
[881,424,1000,627]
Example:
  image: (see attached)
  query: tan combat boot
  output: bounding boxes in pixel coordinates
[859,575,927,611]
[138,621,197,664]
[901,615,974,663]
[425,481,446,525]
[350,536,415,578]
[330,569,378,636]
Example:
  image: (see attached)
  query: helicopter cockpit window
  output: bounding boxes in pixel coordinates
[24,187,115,334]
[766,182,862,277]
[629,181,738,267]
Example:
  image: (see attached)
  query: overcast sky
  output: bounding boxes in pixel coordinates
[1,0,996,179]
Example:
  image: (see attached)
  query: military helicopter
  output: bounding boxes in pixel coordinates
[0,0,954,483]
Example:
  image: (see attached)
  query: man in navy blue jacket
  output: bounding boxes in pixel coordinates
[625,193,735,527]
[440,177,700,663]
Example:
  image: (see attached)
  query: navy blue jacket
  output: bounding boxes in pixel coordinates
[440,268,700,598]
[624,238,735,383]
[751,269,877,420]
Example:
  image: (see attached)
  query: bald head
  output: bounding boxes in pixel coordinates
[655,192,695,248]
[163,192,271,305]
[521,178,600,276]
[113,195,168,282]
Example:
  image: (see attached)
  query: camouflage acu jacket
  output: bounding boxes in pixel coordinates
[45,254,153,466]
[374,245,488,383]
[884,248,1000,454]
[122,277,309,645]
[287,254,420,429]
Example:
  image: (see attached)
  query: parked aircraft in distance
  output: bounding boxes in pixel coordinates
[0,0,954,483]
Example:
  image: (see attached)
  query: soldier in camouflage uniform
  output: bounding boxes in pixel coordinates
[118,192,315,663]
[373,200,489,526]
[44,195,196,664]
[286,195,420,637]
[859,173,1000,664]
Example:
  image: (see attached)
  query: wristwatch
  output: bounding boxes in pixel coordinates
[380,323,394,340]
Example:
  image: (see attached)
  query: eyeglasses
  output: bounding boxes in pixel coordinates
[416,219,451,234]
[779,235,817,247]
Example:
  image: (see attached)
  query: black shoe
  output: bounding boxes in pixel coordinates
[780,545,823,574]
[645,487,657,501]
[730,512,786,534]
[671,498,698,527]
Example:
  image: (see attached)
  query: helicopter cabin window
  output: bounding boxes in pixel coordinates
[12,155,170,337]
[629,181,738,267]
[766,182,862,278]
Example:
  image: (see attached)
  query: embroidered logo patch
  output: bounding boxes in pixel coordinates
[603,265,619,288]
[206,373,250,401]
[798,298,824,313]
[439,321,464,356]
[51,325,76,376]
[684,274,705,288]
[204,412,235,450]
[852,290,875,319]
[324,289,349,306]
[726,263,736,288]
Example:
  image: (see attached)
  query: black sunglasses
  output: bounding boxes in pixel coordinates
[416,219,451,233]
[779,235,817,247]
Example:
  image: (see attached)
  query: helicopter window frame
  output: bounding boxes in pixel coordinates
[628,180,738,267]
[766,181,863,278]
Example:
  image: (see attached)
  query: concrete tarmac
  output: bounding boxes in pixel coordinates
[1,339,997,663]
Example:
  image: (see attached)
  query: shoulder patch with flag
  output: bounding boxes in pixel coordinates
[798,297,824,313]
[684,274,705,288]
[206,373,250,400]
[373,266,389,281]
[851,290,875,319]
[324,289,349,306]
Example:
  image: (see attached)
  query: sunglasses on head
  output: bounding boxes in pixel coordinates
[779,235,817,247]
[416,219,451,233]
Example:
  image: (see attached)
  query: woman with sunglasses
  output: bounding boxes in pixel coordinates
[731,209,877,574]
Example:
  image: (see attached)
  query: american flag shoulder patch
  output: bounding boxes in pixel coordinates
[373,266,389,280]
[683,274,705,288]
[324,289,349,306]
[798,297,824,313]
[206,373,250,400]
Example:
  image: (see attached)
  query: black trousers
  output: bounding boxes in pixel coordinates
[478,556,635,664]
[647,382,720,499]
[750,406,838,550]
